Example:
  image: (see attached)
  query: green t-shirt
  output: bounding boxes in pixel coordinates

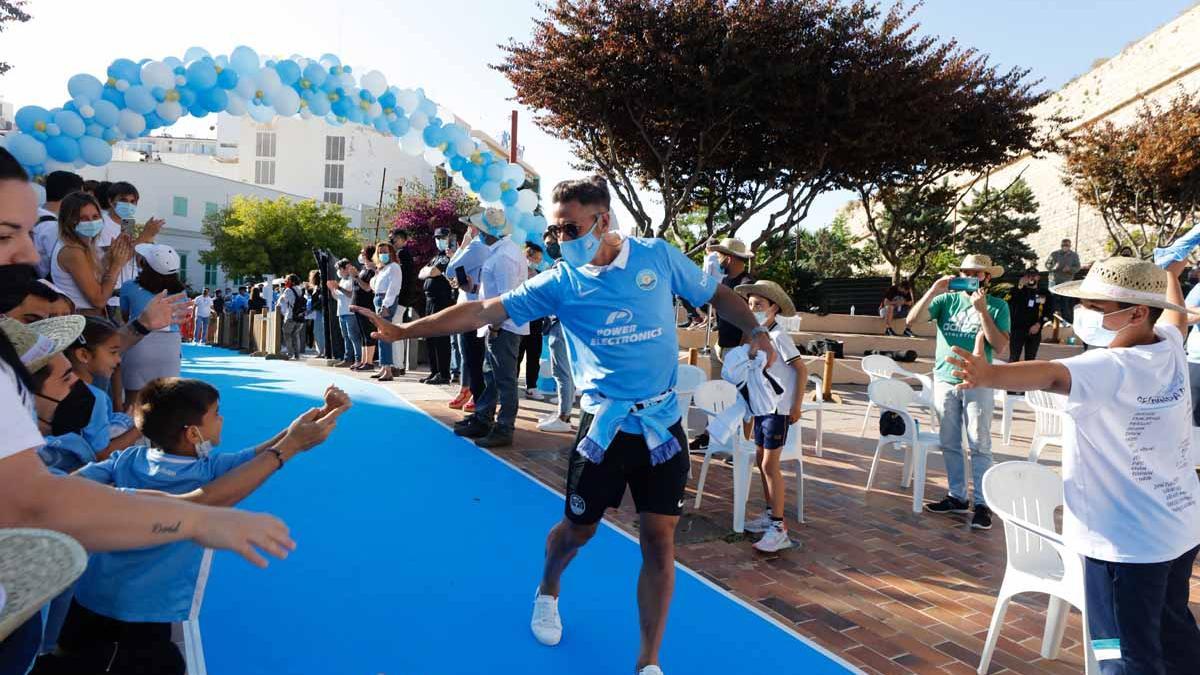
[928,291,1012,384]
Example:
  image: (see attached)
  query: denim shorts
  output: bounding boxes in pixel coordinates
[753,413,790,450]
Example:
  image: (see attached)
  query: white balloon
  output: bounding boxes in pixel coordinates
[299,107,313,120]
[115,80,130,92]
[78,105,95,119]
[517,188,538,212]
[361,70,387,97]
[255,67,282,96]
[141,61,175,90]
[248,103,275,123]
[397,90,419,115]
[368,102,383,119]
[156,101,183,123]
[503,162,526,185]
[224,93,247,116]
[409,112,428,130]
[271,87,300,116]
[455,138,475,157]
[338,73,356,90]
[175,75,187,87]
[118,109,146,137]
[235,76,256,100]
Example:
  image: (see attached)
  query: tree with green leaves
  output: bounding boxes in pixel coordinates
[956,177,1040,273]
[862,182,958,283]
[200,197,359,280]
[0,1,30,79]
[753,215,879,307]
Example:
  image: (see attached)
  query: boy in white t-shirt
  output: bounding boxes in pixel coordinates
[948,257,1200,673]
[736,280,807,553]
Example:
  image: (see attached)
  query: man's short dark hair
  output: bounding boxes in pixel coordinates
[337,258,352,269]
[0,148,29,182]
[552,176,610,209]
[45,171,84,202]
[134,377,220,451]
[107,181,139,203]
[390,228,409,241]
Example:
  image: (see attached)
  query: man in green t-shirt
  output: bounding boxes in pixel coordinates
[906,254,1011,531]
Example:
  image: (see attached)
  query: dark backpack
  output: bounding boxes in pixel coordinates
[289,288,307,322]
[879,411,906,437]
[806,338,844,359]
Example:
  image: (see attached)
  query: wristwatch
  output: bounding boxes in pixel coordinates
[130,319,151,335]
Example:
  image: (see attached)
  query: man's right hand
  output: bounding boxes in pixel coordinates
[140,291,192,330]
[350,306,406,342]
[193,508,295,568]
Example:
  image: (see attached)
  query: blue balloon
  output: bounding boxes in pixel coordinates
[486,163,505,181]
[85,123,104,138]
[184,47,211,64]
[387,116,410,137]
[302,62,327,88]
[78,135,112,166]
[106,58,140,84]
[275,59,301,85]
[144,112,164,130]
[378,91,396,110]
[92,100,119,127]
[151,87,167,103]
[217,68,239,90]
[307,94,331,116]
[63,101,78,114]
[163,57,183,71]
[14,106,50,134]
[501,189,519,207]
[100,87,125,108]
[53,110,86,139]
[229,46,260,76]
[449,156,466,172]
[422,125,445,147]
[201,87,228,113]
[178,87,198,109]
[373,116,390,133]
[102,128,120,143]
[462,163,482,184]
[469,178,484,193]
[186,60,218,90]
[124,86,155,114]
[5,132,47,166]
[45,135,80,163]
[189,105,209,118]
[418,98,437,117]
[479,181,502,203]
[479,151,494,165]
[68,74,104,101]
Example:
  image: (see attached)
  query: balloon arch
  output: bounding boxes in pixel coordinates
[4,46,545,241]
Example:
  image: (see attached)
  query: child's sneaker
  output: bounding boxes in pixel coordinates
[638,667,664,675]
[744,511,773,534]
[753,522,793,553]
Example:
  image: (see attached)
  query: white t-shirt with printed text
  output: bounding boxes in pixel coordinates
[1060,325,1200,563]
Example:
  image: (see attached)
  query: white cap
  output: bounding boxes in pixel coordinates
[134,243,180,275]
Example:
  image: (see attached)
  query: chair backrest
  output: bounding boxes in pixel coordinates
[867,377,915,412]
[983,461,1064,567]
[693,379,737,415]
[861,354,900,380]
[1025,389,1068,437]
[676,364,707,394]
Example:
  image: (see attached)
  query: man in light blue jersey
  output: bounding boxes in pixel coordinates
[356,176,773,675]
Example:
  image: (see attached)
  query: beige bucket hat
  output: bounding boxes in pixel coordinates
[0,315,85,372]
[959,254,1004,278]
[1051,256,1195,313]
[0,529,88,640]
[736,280,796,317]
[712,237,752,260]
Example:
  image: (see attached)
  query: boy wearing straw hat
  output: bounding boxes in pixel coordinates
[737,280,807,553]
[907,254,1011,530]
[949,257,1200,672]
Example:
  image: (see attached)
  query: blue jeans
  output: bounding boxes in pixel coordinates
[338,313,363,363]
[374,294,394,367]
[450,331,462,374]
[473,329,521,430]
[1085,545,1200,674]
[193,316,209,343]
[547,320,575,418]
[934,380,994,506]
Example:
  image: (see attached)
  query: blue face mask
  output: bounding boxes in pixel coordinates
[192,427,214,459]
[559,215,605,268]
[114,202,137,220]
[435,239,449,252]
[75,219,105,238]
[379,253,391,264]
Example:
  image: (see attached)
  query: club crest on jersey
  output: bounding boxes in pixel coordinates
[636,269,657,291]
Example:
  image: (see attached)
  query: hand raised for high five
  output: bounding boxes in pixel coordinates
[945,346,994,391]
[350,305,406,342]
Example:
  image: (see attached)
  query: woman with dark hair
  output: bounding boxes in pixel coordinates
[119,244,185,402]
[52,192,133,317]
[352,244,378,370]
[248,285,267,312]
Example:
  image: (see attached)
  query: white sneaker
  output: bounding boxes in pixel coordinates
[638,666,664,675]
[526,388,545,401]
[537,415,573,433]
[531,588,562,646]
[744,512,773,534]
[753,523,794,553]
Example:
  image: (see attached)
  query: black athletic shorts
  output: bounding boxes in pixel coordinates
[564,412,690,525]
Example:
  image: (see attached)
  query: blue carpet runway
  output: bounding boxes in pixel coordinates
[182,346,853,674]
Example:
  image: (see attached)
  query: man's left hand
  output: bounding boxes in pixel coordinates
[970,289,988,314]
[748,330,777,367]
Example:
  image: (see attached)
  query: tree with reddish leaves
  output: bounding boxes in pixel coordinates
[1062,91,1200,259]
[388,179,478,267]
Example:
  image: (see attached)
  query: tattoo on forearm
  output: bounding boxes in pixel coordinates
[152,521,181,534]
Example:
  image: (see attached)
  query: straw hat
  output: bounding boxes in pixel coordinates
[458,205,485,227]
[0,315,85,372]
[0,529,88,640]
[736,280,796,317]
[712,237,751,260]
[959,254,1004,278]
[1051,256,1194,313]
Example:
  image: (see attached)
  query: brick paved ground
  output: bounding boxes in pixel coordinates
[302,357,1200,675]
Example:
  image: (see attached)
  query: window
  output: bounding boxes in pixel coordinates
[204,201,219,217]
[254,160,276,185]
[172,196,188,217]
[204,261,218,286]
[325,136,345,161]
[434,167,451,193]
[323,163,344,189]
[323,192,343,205]
[255,131,276,158]
[178,253,189,281]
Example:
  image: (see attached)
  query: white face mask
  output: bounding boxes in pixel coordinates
[753,311,771,326]
[1071,306,1135,348]
[192,427,214,459]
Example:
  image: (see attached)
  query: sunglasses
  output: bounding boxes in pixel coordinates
[547,212,607,241]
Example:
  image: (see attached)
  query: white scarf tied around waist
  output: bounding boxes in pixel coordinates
[708,346,784,445]
[577,390,682,466]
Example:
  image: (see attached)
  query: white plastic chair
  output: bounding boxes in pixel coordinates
[864,379,943,514]
[691,380,757,532]
[978,462,1098,674]
[859,354,936,436]
[675,364,708,439]
[802,374,825,457]
[1025,390,1068,462]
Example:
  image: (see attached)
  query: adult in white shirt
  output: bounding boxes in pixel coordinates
[949,257,1200,673]
[32,171,84,279]
[327,258,363,368]
[370,242,404,379]
[450,208,529,449]
[0,149,295,673]
[192,288,215,345]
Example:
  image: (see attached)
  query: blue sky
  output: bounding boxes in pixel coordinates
[2,0,1195,234]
